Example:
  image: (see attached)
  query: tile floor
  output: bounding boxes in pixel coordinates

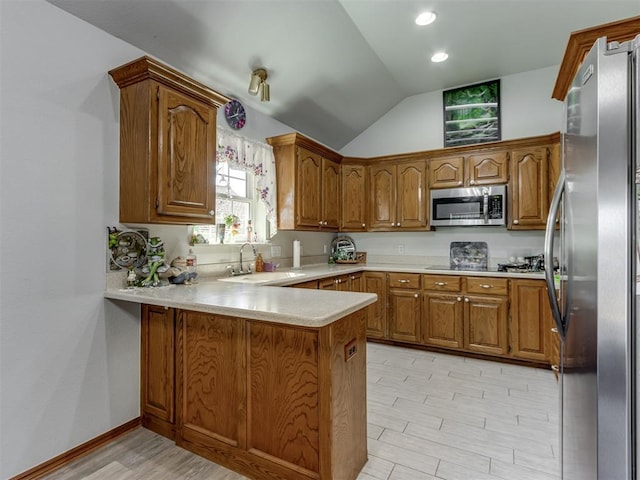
[43,343,559,480]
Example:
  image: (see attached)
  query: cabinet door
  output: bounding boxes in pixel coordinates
[176,311,245,448]
[363,272,388,339]
[429,156,464,188]
[389,289,421,343]
[510,279,551,362]
[422,293,463,349]
[296,147,323,228]
[369,164,396,230]
[466,151,508,186]
[318,277,337,290]
[510,146,548,228]
[396,161,428,229]
[157,86,217,221]
[547,142,562,229]
[348,272,363,292]
[321,158,340,229]
[141,304,175,439]
[464,295,508,356]
[341,164,367,231]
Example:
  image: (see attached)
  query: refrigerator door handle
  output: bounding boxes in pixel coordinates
[544,169,565,338]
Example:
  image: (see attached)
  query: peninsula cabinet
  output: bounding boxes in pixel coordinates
[429,151,508,189]
[141,304,176,439]
[422,275,464,349]
[369,160,428,231]
[267,133,342,231]
[341,163,368,231]
[140,303,368,480]
[109,56,229,224]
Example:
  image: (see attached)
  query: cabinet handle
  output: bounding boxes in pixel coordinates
[457,296,462,301]
[391,222,395,227]
[324,221,328,226]
[470,180,475,185]
[551,327,559,333]
[414,293,419,298]
[208,210,215,216]
[479,284,493,289]
[513,219,520,225]
[556,218,559,224]
[350,275,355,280]
[396,223,401,227]
[551,365,559,372]
[464,297,469,303]
[362,223,366,228]
[458,181,463,186]
[434,281,448,286]
[319,221,323,225]
[398,279,411,283]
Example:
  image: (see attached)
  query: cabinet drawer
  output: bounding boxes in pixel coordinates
[422,275,461,292]
[388,273,421,289]
[465,277,508,295]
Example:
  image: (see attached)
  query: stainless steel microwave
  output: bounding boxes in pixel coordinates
[430,185,507,226]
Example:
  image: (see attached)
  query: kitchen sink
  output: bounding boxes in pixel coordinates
[217,271,307,284]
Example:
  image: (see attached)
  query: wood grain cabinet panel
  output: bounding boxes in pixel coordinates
[368,164,396,230]
[510,146,549,229]
[141,304,176,439]
[363,272,388,339]
[340,164,368,231]
[109,56,227,224]
[510,279,553,362]
[422,293,464,349]
[297,148,323,228]
[389,288,421,343]
[466,151,508,186]
[464,295,509,356]
[429,156,464,188]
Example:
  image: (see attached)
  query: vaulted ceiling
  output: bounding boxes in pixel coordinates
[48,0,640,150]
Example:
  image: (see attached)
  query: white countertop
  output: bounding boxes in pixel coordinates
[104,263,546,328]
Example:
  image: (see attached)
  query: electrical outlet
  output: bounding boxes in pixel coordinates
[271,246,282,257]
[397,244,405,254]
[323,244,328,254]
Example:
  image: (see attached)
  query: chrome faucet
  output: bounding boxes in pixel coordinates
[234,242,257,275]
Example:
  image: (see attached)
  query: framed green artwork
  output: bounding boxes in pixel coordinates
[443,79,500,147]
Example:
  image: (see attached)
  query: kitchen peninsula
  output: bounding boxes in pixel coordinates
[105,279,376,480]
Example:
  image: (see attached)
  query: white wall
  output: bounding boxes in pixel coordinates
[340,66,563,157]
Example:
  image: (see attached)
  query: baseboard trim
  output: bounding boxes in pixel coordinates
[9,417,141,480]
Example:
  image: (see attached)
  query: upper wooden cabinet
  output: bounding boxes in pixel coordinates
[109,56,229,224]
[429,152,508,189]
[341,163,368,231]
[369,160,428,231]
[267,133,341,231]
[509,145,554,229]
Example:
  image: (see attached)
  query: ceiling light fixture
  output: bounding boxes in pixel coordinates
[431,52,448,63]
[248,68,270,102]
[415,11,437,26]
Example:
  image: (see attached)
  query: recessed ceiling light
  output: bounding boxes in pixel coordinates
[431,52,448,63]
[415,11,437,26]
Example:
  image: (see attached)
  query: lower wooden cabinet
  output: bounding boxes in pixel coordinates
[464,295,509,356]
[363,272,388,339]
[144,303,367,480]
[388,288,421,343]
[141,304,176,439]
[510,279,553,362]
[422,292,464,349]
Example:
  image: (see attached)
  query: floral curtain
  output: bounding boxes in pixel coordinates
[216,126,277,237]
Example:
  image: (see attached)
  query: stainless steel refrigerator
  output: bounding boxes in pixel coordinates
[544,35,637,479]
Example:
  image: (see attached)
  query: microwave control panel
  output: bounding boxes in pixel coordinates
[488,195,504,219]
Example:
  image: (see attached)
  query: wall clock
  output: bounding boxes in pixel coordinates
[224,99,246,129]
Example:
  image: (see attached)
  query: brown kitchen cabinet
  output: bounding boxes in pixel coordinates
[388,273,421,343]
[267,133,342,231]
[429,152,508,189]
[463,277,509,356]
[109,56,228,224]
[369,160,428,231]
[510,279,553,362]
[422,275,464,349]
[141,304,176,439]
[341,163,368,231]
[363,272,388,339]
[509,145,552,229]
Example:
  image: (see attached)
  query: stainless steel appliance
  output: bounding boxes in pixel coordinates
[544,35,637,480]
[430,185,506,226]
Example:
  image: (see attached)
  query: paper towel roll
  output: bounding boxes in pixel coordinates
[293,240,301,269]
